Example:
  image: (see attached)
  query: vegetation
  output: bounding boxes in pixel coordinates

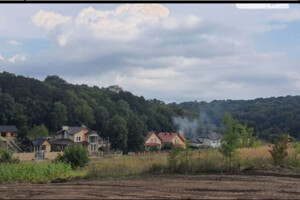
[0,149,19,164]
[28,124,49,139]
[171,96,300,141]
[0,162,72,183]
[55,145,89,169]
[0,72,193,152]
[269,134,290,165]
[219,113,260,168]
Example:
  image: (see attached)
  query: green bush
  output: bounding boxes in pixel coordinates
[162,142,174,150]
[269,134,289,166]
[149,146,159,152]
[0,149,19,164]
[55,145,89,169]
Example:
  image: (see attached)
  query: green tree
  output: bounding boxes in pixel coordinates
[269,133,290,165]
[28,124,49,139]
[219,113,241,168]
[104,115,128,152]
[116,100,130,119]
[127,113,147,152]
[50,102,68,131]
[94,106,109,131]
[73,100,95,127]
[0,93,15,124]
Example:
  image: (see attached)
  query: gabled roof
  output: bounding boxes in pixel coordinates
[145,131,158,142]
[85,131,100,136]
[65,126,87,135]
[32,138,49,146]
[199,132,221,140]
[178,133,186,142]
[56,126,90,135]
[0,126,18,133]
[157,132,178,143]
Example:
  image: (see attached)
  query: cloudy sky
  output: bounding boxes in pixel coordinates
[1,4,300,103]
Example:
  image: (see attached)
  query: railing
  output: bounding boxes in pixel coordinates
[133,150,170,156]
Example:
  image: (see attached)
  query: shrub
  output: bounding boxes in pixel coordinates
[149,146,159,152]
[269,134,289,166]
[162,142,173,150]
[0,149,19,164]
[55,145,89,169]
[167,146,182,172]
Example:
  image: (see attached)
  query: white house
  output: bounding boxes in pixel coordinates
[190,132,221,148]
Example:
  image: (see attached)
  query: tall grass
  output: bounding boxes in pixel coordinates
[86,154,167,178]
[0,162,73,183]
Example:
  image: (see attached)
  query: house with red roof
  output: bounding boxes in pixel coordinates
[157,132,186,148]
[144,131,162,150]
[144,131,186,150]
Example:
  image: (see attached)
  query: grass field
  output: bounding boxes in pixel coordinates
[1,145,300,183]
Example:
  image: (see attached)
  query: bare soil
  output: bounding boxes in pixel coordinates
[1,172,300,199]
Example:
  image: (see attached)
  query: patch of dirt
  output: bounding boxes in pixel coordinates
[1,173,300,199]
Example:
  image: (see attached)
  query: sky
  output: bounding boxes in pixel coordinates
[1,3,300,103]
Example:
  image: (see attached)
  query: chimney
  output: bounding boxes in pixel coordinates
[62,126,68,130]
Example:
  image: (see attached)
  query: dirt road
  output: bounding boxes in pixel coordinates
[1,173,300,199]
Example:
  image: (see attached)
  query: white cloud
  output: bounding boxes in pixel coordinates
[8,54,26,63]
[0,53,3,61]
[31,9,71,30]
[16,5,300,102]
[7,40,22,46]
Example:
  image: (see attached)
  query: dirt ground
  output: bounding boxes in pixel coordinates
[1,172,300,199]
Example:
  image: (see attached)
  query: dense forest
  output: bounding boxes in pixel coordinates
[170,97,300,142]
[2,71,300,149]
[0,72,194,152]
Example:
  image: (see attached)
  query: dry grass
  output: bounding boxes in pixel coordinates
[86,154,168,178]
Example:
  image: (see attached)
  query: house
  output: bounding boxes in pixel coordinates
[144,131,162,150]
[31,139,51,152]
[157,132,186,148]
[53,125,105,155]
[190,132,221,148]
[0,125,18,140]
[144,132,186,149]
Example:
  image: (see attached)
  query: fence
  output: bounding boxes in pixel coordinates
[13,152,62,161]
[133,150,169,156]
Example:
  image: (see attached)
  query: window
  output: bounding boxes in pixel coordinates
[89,136,96,143]
[76,136,81,142]
[91,144,97,151]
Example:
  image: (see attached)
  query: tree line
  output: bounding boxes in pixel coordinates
[0,72,194,152]
[170,97,300,142]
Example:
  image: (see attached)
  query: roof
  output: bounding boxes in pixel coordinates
[145,131,157,142]
[56,126,89,135]
[76,141,89,146]
[192,132,221,144]
[199,132,221,140]
[85,131,100,136]
[32,139,49,146]
[0,126,18,133]
[178,133,186,142]
[157,132,178,143]
[51,139,74,145]
[66,126,87,135]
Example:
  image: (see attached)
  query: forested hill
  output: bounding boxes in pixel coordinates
[0,72,194,152]
[170,96,300,141]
